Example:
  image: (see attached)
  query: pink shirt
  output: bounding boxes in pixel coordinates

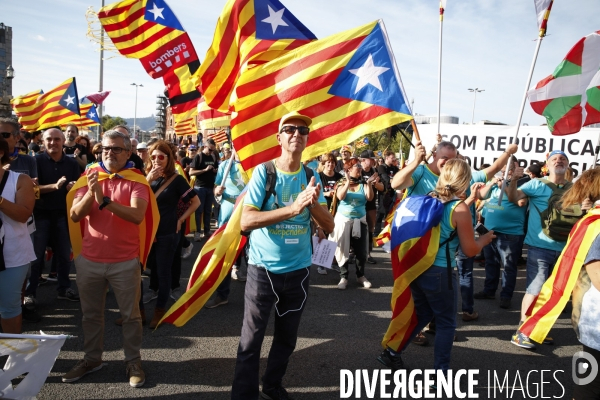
[76,178,150,263]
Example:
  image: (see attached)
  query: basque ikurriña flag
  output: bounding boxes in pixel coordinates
[381,196,444,352]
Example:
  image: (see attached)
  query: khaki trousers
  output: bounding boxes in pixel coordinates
[76,255,142,363]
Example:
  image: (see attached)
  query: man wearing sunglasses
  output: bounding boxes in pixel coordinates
[232,112,334,400]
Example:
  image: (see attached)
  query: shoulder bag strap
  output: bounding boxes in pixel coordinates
[154,174,177,198]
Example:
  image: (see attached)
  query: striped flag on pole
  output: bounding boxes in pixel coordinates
[534,0,553,37]
[207,129,230,145]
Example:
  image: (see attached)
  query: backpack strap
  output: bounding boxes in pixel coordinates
[260,161,278,211]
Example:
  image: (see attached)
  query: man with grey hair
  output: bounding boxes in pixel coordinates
[64,129,151,387]
[113,125,145,172]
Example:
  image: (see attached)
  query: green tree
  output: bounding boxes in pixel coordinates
[102,115,127,132]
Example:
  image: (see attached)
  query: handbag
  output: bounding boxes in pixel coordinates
[0,171,12,272]
[177,187,194,219]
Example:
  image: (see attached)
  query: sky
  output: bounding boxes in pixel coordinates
[2,0,599,127]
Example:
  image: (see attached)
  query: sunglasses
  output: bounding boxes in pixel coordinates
[102,146,126,154]
[151,154,167,161]
[280,125,310,135]
[1,132,12,139]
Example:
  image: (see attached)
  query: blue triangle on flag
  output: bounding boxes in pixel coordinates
[328,22,411,115]
[59,78,81,116]
[144,0,185,31]
[86,105,100,123]
[254,0,317,40]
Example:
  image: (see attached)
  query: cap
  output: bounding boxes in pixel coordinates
[360,149,376,159]
[547,150,568,161]
[222,143,231,149]
[341,145,353,153]
[278,111,312,133]
[137,142,148,150]
[188,144,197,150]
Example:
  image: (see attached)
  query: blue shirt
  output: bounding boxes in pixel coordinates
[244,164,327,273]
[337,184,367,219]
[433,199,462,268]
[408,164,438,196]
[520,178,567,252]
[215,159,245,227]
[483,185,527,235]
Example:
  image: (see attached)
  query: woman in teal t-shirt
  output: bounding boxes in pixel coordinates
[329,157,375,290]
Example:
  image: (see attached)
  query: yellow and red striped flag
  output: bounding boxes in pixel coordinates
[174,116,197,136]
[59,104,101,129]
[198,98,231,130]
[207,129,229,145]
[534,0,554,37]
[230,20,413,177]
[374,194,402,248]
[11,78,81,133]
[439,0,447,21]
[518,208,600,343]
[158,194,247,327]
[382,196,449,351]
[194,0,317,113]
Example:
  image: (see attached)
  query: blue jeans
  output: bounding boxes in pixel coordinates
[525,246,562,295]
[148,233,179,309]
[403,266,458,372]
[481,233,524,300]
[194,187,214,235]
[456,247,474,314]
[231,264,310,399]
[27,214,72,296]
[0,264,30,319]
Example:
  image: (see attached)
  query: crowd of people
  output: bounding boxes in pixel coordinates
[0,113,599,398]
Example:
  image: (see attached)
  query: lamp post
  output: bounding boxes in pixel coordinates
[0,65,15,118]
[131,83,143,138]
[468,88,484,124]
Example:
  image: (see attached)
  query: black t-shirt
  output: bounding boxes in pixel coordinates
[190,151,218,187]
[319,171,343,210]
[151,174,197,236]
[377,163,400,213]
[63,143,86,159]
[335,159,345,174]
[181,156,193,170]
[361,167,379,210]
[34,152,81,215]
[128,153,145,173]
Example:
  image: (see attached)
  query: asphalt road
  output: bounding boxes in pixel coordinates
[19,242,581,399]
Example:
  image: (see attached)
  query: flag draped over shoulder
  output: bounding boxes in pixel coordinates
[382,196,444,351]
[519,209,600,343]
[66,163,160,267]
[159,193,247,327]
[194,0,317,113]
[528,31,600,135]
[59,103,101,129]
[231,20,413,177]
[11,78,80,132]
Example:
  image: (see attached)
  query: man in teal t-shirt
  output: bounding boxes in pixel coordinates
[231,112,334,400]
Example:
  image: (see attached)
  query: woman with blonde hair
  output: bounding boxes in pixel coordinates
[378,159,495,372]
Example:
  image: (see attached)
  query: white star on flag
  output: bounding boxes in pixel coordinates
[349,54,390,94]
[89,111,96,118]
[394,198,415,225]
[282,194,295,207]
[261,5,288,34]
[148,2,165,20]
[63,95,75,106]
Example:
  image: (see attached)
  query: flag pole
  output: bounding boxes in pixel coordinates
[498,31,547,206]
[436,0,445,139]
[97,0,105,143]
[594,131,600,166]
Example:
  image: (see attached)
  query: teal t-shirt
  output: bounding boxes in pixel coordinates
[433,199,462,268]
[520,178,567,251]
[215,159,245,227]
[306,160,319,174]
[244,164,327,273]
[337,184,367,219]
[468,170,488,225]
[408,164,439,196]
[483,185,526,235]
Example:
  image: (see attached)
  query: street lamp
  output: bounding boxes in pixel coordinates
[468,88,484,124]
[131,83,143,137]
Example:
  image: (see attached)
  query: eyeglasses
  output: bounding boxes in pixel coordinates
[102,146,126,154]
[1,132,12,139]
[151,154,167,161]
[280,125,310,135]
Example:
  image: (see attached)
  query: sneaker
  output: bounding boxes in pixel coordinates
[499,298,511,309]
[58,288,80,302]
[511,331,536,350]
[21,305,41,323]
[337,278,348,290]
[205,295,228,309]
[142,290,158,304]
[194,232,202,242]
[201,231,207,239]
[181,243,194,259]
[367,256,377,264]
[261,385,293,400]
[462,311,479,322]
[126,361,145,388]
[377,349,405,371]
[473,291,495,300]
[23,295,36,309]
[231,268,246,282]
[38,276,48,285]
[170,287,183,301]
[357,276,372,288]
[317,266,328,275]
[543,336,554,345]
[47,273,58,282]
[62,359,103,383]
[412,332,428,346]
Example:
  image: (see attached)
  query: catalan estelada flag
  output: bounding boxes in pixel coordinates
[194,0,317,113]
[231,20,413,177]
[159,193,247,327]
[374,194,402,249]
[174,116,197,136]
[12,78,80,132]
[59,104,101,129]
[66,163,160,268]
[198,98,231,130]
[381,196,445,352]
[518,208,600,343]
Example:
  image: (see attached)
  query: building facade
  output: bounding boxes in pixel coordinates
[0,23,13,117]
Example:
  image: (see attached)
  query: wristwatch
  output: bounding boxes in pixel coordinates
[99,196,112,210]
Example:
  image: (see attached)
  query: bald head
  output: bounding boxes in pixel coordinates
[43,128,65,160]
